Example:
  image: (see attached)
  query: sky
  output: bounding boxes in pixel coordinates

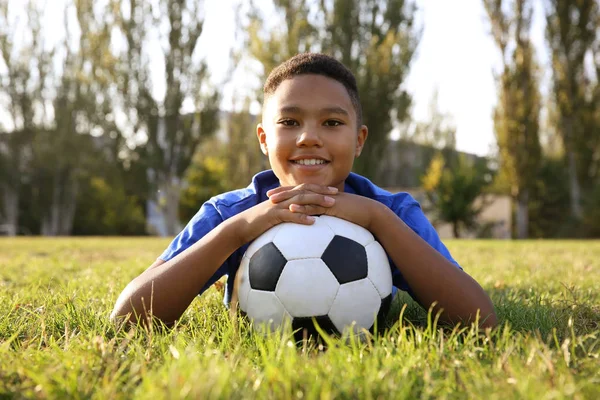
[1,0,550,157]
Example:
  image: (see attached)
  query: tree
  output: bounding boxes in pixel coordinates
[72,176,146,236]
[220,102,269,190]
[483,0,542,239]
[422,152,491,238]
[179,139,229,223]
[111,0,220,236]
[528,156,571,238]
[244,0,420,180]
[319,0,419,179]
[545,0,599,220]
[35,0,123,235]
[0,0,128,236]
[0,1,49,235]
[180,104,269,222]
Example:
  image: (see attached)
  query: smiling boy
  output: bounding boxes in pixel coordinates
[111,53,497,329]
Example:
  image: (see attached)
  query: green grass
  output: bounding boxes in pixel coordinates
[1,238,599,399]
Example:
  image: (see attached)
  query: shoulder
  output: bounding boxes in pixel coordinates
[207,170,279,219]
[345,172,420,210]
[346,173,461,269]
[158,170,277,262]
[346,172,432,230]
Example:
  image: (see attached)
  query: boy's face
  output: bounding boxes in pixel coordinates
[257,74,368,191]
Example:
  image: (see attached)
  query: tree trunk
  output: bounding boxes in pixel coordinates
[452,222,460,238]
[1,183,19,236]
[60,178,78,235]
[516,188,529,239]
[157,176,182,237]
[41,175,61,236]
[567,147,583,219]
[563,117,583,220]
[41,171,78,236]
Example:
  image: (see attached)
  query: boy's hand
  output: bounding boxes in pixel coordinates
[267,184,379,231]
[235,183,340,245]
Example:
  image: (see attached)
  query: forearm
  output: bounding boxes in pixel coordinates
[369,203,497,328]
[110,217,245,325]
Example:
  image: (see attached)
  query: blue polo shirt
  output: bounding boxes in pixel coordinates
[159,170,461,304]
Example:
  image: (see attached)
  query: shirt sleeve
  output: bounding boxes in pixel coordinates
[401,203,462,269]
[158,201,230,296]
[391,202,463,294]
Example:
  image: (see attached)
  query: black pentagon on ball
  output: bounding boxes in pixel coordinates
[321,235,368,284]
[248,242,287,291]
[292,315,339,343]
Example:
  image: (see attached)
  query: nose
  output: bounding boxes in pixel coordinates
[296,128,323,148]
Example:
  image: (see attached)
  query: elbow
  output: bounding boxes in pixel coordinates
[109,281,175,329]
[110,282,139,326]
[479,307,498,329]
[109,303,130,326]
[110,299,133,327]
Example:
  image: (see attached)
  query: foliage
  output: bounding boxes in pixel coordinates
[71,177,146,236]
[528,157,571,238]
[422,153,491,238]
[545,0,600,219]
[483,0,542,239]
[0,239,599,397]
[179,144,229,223]
[110,0,221,236]
[0,0,220,236]
[0,0,132,235]
[0,1,49,235]
[581,183,600,238]
[179,108,269,223]
[243,0,420,180]
[525,155,599,239]
[220,109,269,190]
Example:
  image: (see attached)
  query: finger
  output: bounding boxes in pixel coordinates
[289,204,328,216]
[294,183,339,195]
[266,186,294,197]
[277,208,316,225]
[277,193,336,208]
[271,189,337,205]
[267,184,338,199]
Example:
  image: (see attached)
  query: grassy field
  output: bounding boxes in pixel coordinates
[0,238,599,399]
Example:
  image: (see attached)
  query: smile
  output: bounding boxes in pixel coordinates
[291,159,329,165]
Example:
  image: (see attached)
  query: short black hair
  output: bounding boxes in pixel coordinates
[263,53,363,126]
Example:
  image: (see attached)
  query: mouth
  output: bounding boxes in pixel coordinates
[290,158,330,166]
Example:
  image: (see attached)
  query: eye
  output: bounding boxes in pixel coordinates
[278,119,299,127]
[324,120,343,127]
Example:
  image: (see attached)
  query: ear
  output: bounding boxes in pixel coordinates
[355,125,368,157]
[257,123,268,156]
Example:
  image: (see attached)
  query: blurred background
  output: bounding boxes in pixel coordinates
[0,0,598,239]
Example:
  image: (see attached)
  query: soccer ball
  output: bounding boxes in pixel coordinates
[233,215,393,340]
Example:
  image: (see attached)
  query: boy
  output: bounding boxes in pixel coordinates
[111,53,497,329]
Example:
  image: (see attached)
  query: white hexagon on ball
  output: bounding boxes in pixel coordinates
[272,219,334,260]
[245,290,291,331]
[319,215,375,247]
[275,259,339,317]
[366,241,393,298]
[328,279,382,334]
[236,256,252,309]
[244,224,284,259]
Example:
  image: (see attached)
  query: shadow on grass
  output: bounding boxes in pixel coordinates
[385,287,599,340]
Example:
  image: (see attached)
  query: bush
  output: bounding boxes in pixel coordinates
[72,177,146,235]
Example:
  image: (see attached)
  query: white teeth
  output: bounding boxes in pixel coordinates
[295,159,326,165]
